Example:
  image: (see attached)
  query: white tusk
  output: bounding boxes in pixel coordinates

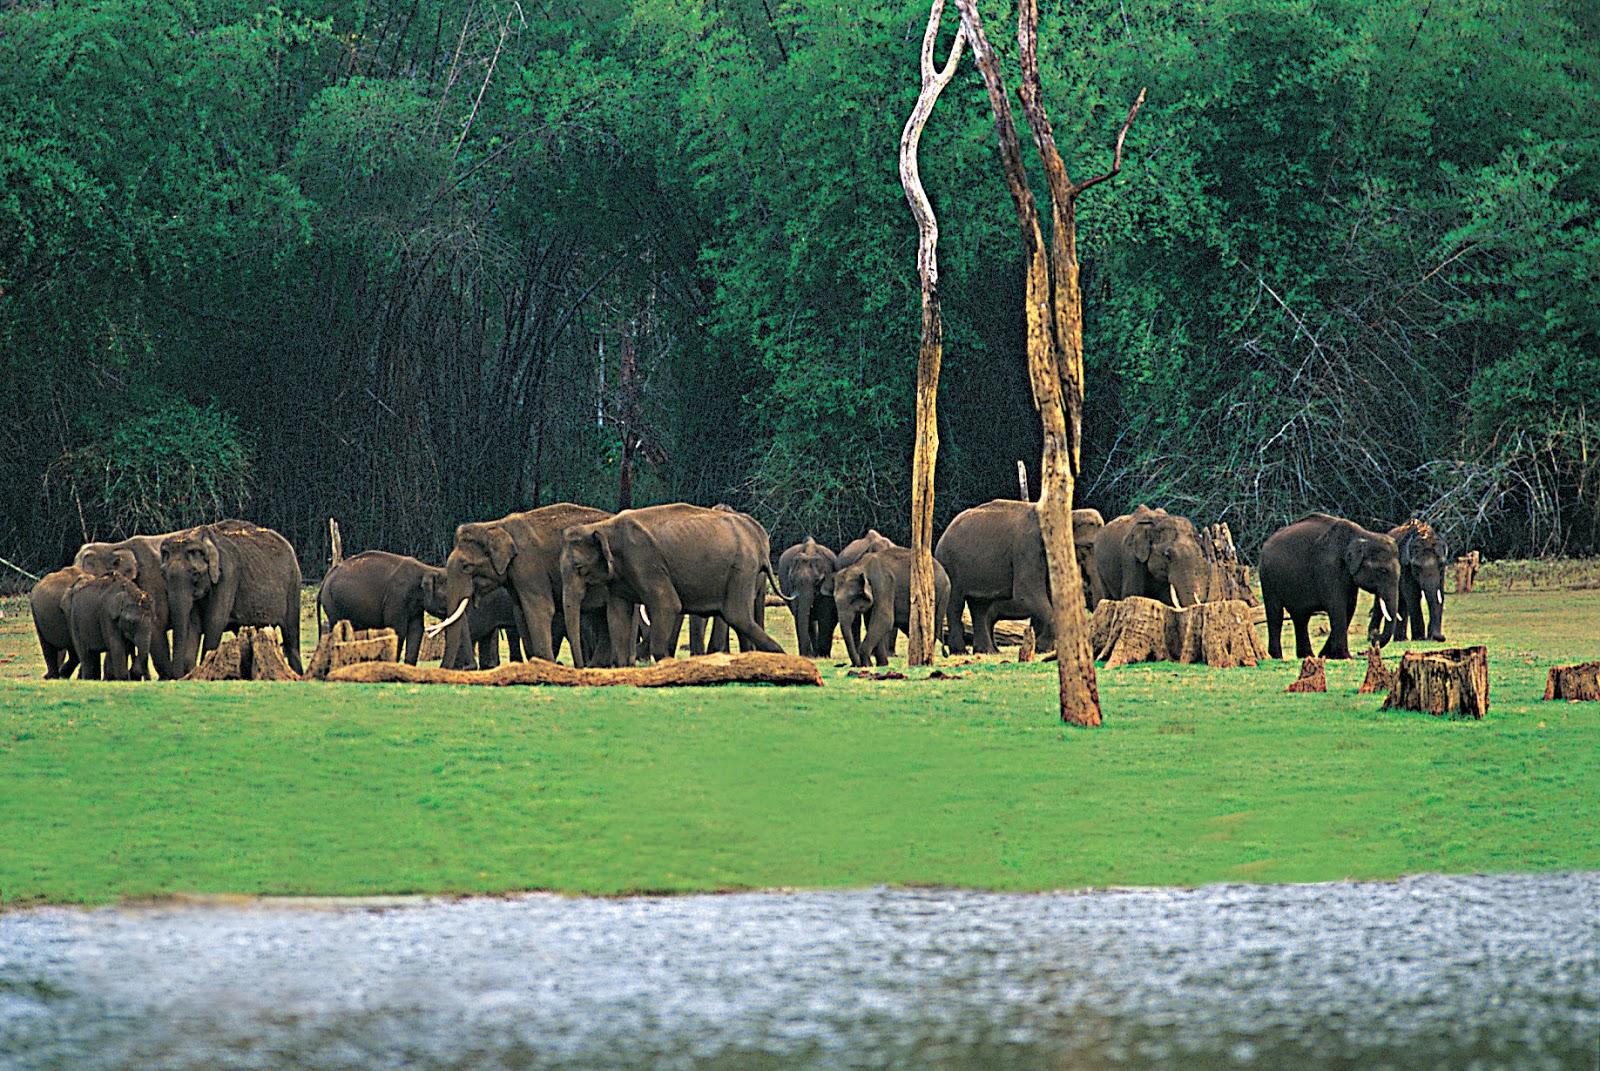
[1436,588,1445,604]
[1169,584,1180,607]
[425,598,470,638]
[638,605,651,628]
[1378,597,1392,622]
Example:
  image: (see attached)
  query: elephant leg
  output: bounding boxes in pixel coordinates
[1265,595,1285,660]
[105,635,130,681]
[39,638,62,679]
[647,595,685,662]
[723,595,783,655]
[514,590,556,663]
[714,615,733,654]
[688,615,706,657]
[149,621,175,680]
[80,650,102,680]
[506,620,525,662]
[971,599,999,654]
[1291,612,1313,660]
[944,587,968,655]
[606,596,638,667]
[403,616,423,665]
[792,600,813,658]
[863,605,893,667]
[1321,600,1352,660]
[478,631,501,669]
[1426,589,1445,642]
[815,599,837,659]
[61,645,79,679]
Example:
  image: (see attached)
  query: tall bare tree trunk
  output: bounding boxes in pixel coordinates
[899,0,965,667]
[953,0,1143,726]
[617,319,637,511]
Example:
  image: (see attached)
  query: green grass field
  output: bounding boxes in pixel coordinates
[1,579,1596,907]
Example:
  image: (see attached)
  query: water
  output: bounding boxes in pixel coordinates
[2,873,1596,1070]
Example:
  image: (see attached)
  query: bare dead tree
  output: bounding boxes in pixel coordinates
[899,0,965,666]
[953,0,1144,726]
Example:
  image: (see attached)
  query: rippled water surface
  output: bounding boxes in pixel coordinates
[2,873,1596,1070]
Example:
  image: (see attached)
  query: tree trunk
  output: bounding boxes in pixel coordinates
[952,0,1142,725]
[617,319,637,511]
[900,0,963,667]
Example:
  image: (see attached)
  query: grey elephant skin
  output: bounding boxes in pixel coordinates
[560,503,785,668]
[160,520,304,677]
[442,502,613,669]
[1260,512,1401,660]
[936,500,1103,655]
[1094,506,1208,608]
[832,546,949,667]
[63,573,156,680]
[74,530,185,679]
[319,551,524,667]
[29,566,87,678]
[778,537,838,658]
[684,504,766,657]
[832,529,896,659]
[1384,520,1447,642]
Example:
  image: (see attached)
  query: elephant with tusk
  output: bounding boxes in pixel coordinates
[1259,512,1402,660]
[1093,505,1209,610]
[1377,519,1449,642]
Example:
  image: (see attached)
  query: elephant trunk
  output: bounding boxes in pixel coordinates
[1168,552,1208,608]
[563,572,588,669]
[791,578,815,656]
[440,558,477,670]
[165,580,195,677]
[1370,578,1400,648]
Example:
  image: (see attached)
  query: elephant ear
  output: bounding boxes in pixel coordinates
[485,527,516,575]
[111,548,139,581]
[203,533,222,585]
[1397,530,1416,568]
[1132,518,1156,562]
[593,528,616,577]
[1342,539,1368,577]
[862,568,876,607]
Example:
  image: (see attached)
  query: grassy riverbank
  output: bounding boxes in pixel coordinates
[1,587,1597,905]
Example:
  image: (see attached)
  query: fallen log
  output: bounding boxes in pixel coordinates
[1543,661,1600,701]
[1286,657,1327,693]
[1089,597,1265,668]
[1383,646,1489,719]
[325,651,823,687]
[188,626,302,682]
[1356,646,1397,695]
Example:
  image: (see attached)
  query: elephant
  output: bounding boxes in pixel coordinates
[559,503,784,668]
[160,520,303,677]
[832,529,897,659]
[1093,506,1208,608]
[1073,508,1105,610]
[684,504,761,657]
[318,550,527,667]
[778,536,838,658]
[1259,512,1401,660]
[937,500,1051,655]
[30,566,87,679]
[1377,520,1448,642]
[74,530,185,679]
[831,546,949,667]
[62,573,156,681]
[437,503,613,668]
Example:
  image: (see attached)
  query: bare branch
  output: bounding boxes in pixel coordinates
[1072,87,1147,196]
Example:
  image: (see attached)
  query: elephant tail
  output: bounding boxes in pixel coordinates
[764,561,794,601]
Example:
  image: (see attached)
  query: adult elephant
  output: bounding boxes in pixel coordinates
[1093,506,1208,608]
[160,520,303,677]
[832,546,949,667]
[30,566,87,679]
[778,536,838,658]
[1259,513,1401,660]
[938,500,1050,655]
[1380,520,1448,642]
[831,529,897,658]
[318,550,526,667]
[75,530,185,679]
[1073,508,1106,609]
[559,503,784,668]
[63,573,157,681]
[684,504,762,657]
[436,503,612,668]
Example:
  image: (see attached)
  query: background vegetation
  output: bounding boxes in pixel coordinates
[3,0,1598,580]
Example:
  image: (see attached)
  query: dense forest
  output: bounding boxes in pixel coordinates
[3,0,1597,583]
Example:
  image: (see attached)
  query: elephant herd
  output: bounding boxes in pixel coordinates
[27,499,1452,680]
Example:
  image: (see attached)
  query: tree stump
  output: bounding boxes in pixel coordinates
[1017,626,1036,663]
[327,651,822,687]
[1453,551,1481,594]
[188,627,302,681]
[419,631,446,662]
[1089,597,1265,668]
[1286,657,1327,693]
[1356,646,1396,695]
[305,620,399,681]
[1382,646,1489,719]
[1200,522,1258,606]
[1543,661,1600,701]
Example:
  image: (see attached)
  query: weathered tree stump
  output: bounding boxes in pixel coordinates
[1286,657,1327,693]
[1453,551,1481,594]
[305,620,399,681]
[1543,661,1600,701]
[1356,646,1397,695]
[1200,522,1259,606]
[1089,597,1265,668]
[419,631,446,662]
[325,651,822,687]
[1382,646,1489,719]
[188,627,302,681]
[1017,626,1036,663]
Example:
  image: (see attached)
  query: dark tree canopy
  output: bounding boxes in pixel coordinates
[2,0,1597,582]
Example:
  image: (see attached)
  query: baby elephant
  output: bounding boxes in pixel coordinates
[64,574,157,680]
[830,546,949,667]
[31,566,88,679]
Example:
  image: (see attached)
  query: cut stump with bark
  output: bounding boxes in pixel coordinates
[1089,597,1265,668]
[306,620,399,681]
[419,631,446,662]
[1542,661,1600,701]
[325,651,823,687]
[1383,646,1489,719]
[1356,646,1397,695]
[1200,522,1258,606]
[1287,657,1327,693]
[188,626,302,682]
